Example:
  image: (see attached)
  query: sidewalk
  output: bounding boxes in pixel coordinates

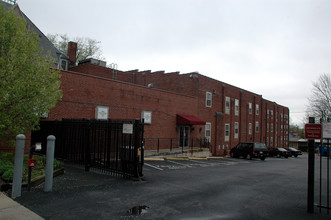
[0,192,43,220]
[144,147,213,160]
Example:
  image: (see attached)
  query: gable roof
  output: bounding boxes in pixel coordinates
[0,1,68,66]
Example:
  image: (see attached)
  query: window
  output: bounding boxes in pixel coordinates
[225,97,230,114]
[271,123,273,132]
[60,59,68,70]
[235,99,239,116]
[206,92,212,107]
[205,122,211,142]
[256,104,259,115]
[267,123,269,132]
[234,122,239,139]
[267,109,269,118]
[225,124,230,141]
[248,123,252,135]
[270,110,274,119]
[248,102,252,114]
[255,121,259,133]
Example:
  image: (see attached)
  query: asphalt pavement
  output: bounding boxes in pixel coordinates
[2,154,331,219]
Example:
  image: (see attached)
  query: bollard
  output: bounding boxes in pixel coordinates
[44,135,56,192]
[11,134,26,199]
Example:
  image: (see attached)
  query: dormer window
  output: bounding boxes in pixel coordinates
[60,59,68,70]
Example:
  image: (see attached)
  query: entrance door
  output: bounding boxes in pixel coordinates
[179,126,190,148]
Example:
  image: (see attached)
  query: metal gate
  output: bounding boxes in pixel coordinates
[316,141,330,214]
[31,119,144,179]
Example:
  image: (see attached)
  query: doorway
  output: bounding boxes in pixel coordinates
[179,126,190,148]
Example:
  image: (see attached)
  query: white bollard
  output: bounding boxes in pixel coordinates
[44,135,56,192]
[11,134,26,199]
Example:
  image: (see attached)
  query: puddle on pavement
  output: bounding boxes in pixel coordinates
[127,205,149,215]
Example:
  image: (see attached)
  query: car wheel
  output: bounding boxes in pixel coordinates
[277,154,280,158]
[246,154,252,160]
[230,152,234,158]
[261,157,265,161]
[285,156,288,158]
[294,155,298,158]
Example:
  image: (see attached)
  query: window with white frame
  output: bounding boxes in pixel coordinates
[225,97,230,114]
[270,110,274,119]
[249,123,252,135]
[225,124,230,141]
[206,92,212,107]
[234,122,239,139]
[248,102,252,114]
[256,104,259,115]
[255,121,259,132]
[235,99,239,116]
[205,122,211,142]
[271,123,273,132]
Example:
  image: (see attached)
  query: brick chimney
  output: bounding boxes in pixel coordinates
[67,41,77,68]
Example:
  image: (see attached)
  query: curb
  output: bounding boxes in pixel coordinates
[165,157,189,161]
[0,168,64,192]
[188,157,208,160]
[144,158,164,161]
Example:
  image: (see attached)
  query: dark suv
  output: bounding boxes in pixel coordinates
[230,142,268,160]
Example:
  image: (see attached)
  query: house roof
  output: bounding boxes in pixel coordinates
[0,1,68,65]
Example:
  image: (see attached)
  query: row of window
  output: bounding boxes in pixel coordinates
[206,92,288,122]
[205,122,289,145]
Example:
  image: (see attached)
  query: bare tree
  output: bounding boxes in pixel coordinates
[47,33,104,62]
[307,73,331,122]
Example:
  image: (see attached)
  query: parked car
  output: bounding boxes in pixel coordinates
[230,142,268,160]
[268,147,290,158]
[285,147,302,157]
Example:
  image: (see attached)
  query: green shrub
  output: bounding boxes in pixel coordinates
[0,162,13,175]
[2,168,14,182]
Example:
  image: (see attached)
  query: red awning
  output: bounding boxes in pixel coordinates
[176,114,206,125]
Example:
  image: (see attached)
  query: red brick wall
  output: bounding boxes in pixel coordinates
[48,70,200,150]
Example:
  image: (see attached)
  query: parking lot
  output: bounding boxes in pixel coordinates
[15,154,331,220]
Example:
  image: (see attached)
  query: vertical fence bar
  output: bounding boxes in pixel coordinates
[320,144,322,213]
[157,138,160,153]
[307,117,315,213]
[170,138,173,152]
[328,140,330,214]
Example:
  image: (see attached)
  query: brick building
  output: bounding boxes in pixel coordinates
[46,41,289,156]
[1,2,289,155]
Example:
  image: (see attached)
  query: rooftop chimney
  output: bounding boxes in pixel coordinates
[67,41,77,67]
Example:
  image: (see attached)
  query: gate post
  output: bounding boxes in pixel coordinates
[307,117,315,213]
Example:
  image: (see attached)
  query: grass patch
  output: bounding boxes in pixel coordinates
[0,152,63,183]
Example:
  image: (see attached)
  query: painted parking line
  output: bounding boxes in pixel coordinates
[166,160,192,168]
[144,162,164,171]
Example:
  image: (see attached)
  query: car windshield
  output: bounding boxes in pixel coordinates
[278,148,286,151]
[288,147,297,151]
[254,143,267,150]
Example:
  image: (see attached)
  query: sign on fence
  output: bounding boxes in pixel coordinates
[323,122,331,139]
[305,124,322,140]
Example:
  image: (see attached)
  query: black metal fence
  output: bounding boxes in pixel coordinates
[316,142,331,214]
[31,119,144,179]
[144,137,210,153]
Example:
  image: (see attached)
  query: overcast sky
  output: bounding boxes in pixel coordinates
[17,0,331,127]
